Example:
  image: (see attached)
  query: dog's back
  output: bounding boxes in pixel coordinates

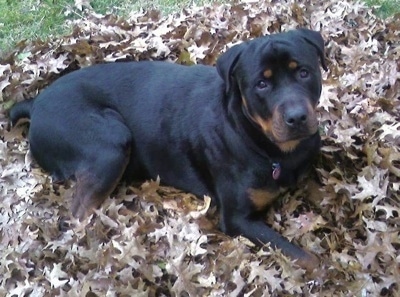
[10,61,226,218]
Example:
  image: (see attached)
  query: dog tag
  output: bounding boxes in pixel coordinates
[272,163,281,180]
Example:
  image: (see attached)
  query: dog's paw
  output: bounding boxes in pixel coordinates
[296,251,321,273]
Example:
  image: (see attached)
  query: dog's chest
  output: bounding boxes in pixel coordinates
[246,155,310,211]
[247,187,287,211]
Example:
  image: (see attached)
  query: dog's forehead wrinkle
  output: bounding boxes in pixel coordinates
[261,51,296,70]
[241,41,299,77]
[262,36,318,66]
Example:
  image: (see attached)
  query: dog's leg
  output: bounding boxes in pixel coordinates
[29,106,132,219]
[217,188,319,272]
[71,143,131,219]
[223,214,319,271]
[68,110,132,219]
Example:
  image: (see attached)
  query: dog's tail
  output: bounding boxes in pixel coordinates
[9,98,35,126]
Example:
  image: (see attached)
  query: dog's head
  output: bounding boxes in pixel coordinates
[217,29,327,152]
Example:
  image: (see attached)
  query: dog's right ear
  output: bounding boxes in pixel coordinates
[216,43,245,93]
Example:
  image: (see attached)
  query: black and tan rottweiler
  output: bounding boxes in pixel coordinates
[10,28,327,272]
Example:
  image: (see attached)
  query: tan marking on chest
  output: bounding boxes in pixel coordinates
[248,188,281,211]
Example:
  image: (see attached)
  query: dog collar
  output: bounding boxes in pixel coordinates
[272,162,281,180]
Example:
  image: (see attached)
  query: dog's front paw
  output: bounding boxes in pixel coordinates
[295,251,320,273]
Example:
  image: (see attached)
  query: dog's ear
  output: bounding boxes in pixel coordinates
[296,28,328,71]
[216,43,245,93]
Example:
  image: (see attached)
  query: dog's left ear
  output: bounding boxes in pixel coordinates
[216,42,246,93]
[296,29,328,71]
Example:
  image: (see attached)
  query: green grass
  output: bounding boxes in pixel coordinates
[0,0,399,55]
[365,0,400,17]
[0,0,212,55]
[0,0,71,53]
[90,0,207,15]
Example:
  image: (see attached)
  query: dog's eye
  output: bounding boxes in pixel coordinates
[299,69,309,78]
[256,80,269,89]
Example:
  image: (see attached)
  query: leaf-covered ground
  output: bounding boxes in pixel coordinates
[0,0,399,296]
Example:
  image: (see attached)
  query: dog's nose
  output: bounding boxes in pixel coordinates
[284,107,308,127]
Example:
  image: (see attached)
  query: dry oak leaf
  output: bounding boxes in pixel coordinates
[352,168,388,205]
[44,263,69,289]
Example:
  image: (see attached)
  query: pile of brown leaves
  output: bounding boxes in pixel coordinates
[1,0,399,296]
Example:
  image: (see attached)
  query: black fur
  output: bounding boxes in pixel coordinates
[10,29,326,271]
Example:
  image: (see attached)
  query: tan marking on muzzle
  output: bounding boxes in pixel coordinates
[253,114,273,135]
[303,101,319,138]
[242,97,273,134]
[271,100,318,152]
[242,97,248,108]
[263,69,273,78]
[242,99,306,153]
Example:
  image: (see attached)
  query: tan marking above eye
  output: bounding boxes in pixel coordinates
[263,69,273,78]
[288,61,298,69]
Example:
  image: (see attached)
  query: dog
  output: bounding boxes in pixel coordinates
[10,28,327,272]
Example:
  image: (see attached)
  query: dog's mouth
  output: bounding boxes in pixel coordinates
[273,128,318,143]
[241,98,318,152]
[267,112,318,136]
[253,114,317,152]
